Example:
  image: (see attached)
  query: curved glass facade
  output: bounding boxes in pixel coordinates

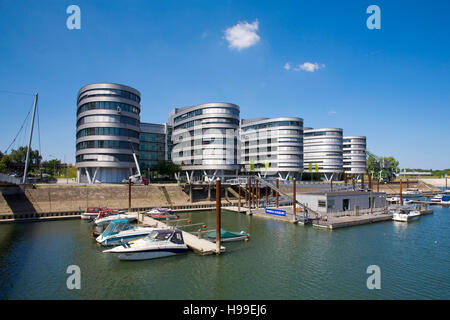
[77,101,139,115]
[304,128,343,175]
[76,83,141,184]
[240,117,304,179]
[168,102,240,178]
[343,136,367,174]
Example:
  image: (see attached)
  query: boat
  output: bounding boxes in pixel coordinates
[387,196,400,204]
[96,219,155,246]
[94,210,137,226]
[391,206,421,222]
[207,229,249,242]
[403,199,413,205]
[430,194,443,202]
[103,229,188,260]
[81,206,105,220]
[430,194,450,204]
[147,208,178,220]
[403,188,422,197]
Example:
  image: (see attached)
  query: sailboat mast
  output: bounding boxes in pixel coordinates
[22,93,38,184]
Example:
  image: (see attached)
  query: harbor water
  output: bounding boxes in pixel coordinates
[0,205,449,299]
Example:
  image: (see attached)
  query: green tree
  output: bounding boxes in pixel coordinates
[8,146,41,165]
[0,154,10,173]
[41,159,62,176]
[154,160,182,178]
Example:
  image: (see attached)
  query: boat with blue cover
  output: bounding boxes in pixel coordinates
[96,219,154,246]
[207,229,249,242]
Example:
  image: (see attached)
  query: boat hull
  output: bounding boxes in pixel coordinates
[393,214,420,222]
[111,248,188,260]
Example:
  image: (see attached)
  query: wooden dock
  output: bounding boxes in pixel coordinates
[312,213,393,230]
[223,205,314,225]
[139,214,225,255]
[412,200,450,207]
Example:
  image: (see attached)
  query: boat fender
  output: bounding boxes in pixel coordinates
[202,225,206,228]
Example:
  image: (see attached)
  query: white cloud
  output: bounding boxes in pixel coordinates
[284,61,325,72]
[294,62,324,72]
[224,20,260,51]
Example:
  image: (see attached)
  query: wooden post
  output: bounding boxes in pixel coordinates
[265,185,268,206]
[189,183,193,203]
[377,179,379,192]
[293,178,297,222]
[244,181,248,206]
[256,179,259,209]
[247,177,251,209]
[238,184,241,212]
[208,183,211,201]
[368,174,372,190]
[330,178,333,192]
[215,179,221,254]
[352,178,355,191]
[276,178,279,208]
[361,175,365,192]
[406,178,409,189]
[400,179,403,205]
[251,181,255,208]
[128,178,131,212]
[344,173,347,184]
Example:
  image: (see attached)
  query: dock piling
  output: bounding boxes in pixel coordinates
[215,178,221,255]
[293,178,297,222]
[238,184,241,212]
[400,179,403,205]
[276,179,279,208]
[128,178,131,212]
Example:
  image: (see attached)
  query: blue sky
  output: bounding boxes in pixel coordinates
[0,0,449,169]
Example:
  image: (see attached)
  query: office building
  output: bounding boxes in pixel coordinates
[303,127,343,180]
[240,117,303,179]
[76,83,141,183]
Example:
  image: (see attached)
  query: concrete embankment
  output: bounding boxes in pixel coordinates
[0,183,214,221]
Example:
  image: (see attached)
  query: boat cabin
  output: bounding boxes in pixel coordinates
[95,210,119,220]
[296,191,386,214]
[101,219,134,237]
[146,229,184,244]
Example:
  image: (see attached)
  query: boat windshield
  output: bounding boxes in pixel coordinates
[145,230,173,241]
[102,221,131,236]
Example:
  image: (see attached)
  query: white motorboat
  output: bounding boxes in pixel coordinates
[80,206,105,220]
[103,229,188,260]
[94,210,137,226]
[403,188,422,197]
[430,194,443,202]
[430,194,450,204]
[96,219,154,246]
[391,206,421,222]
[387,196,400,204]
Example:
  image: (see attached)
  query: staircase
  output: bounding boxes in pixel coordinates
[158,186,173,207]
[253,176,321,219]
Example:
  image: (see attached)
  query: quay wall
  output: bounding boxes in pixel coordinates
[0,184,197,219]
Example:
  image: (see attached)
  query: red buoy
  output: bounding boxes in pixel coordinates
[202,224,206,228]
